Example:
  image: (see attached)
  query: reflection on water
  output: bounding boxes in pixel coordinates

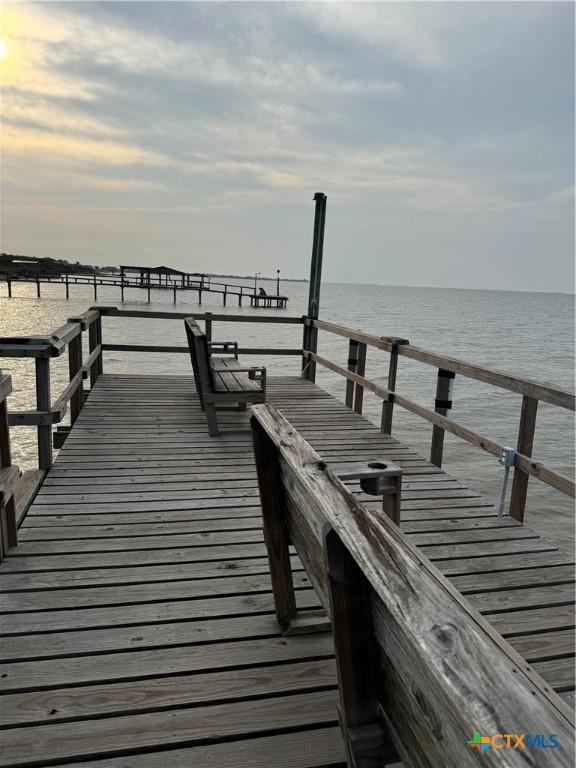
[1,278,574,552]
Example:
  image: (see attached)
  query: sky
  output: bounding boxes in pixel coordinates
[0,1,574,291]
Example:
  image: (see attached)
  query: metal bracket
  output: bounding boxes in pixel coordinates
[497,446,516,517]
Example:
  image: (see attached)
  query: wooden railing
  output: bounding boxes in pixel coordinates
[0,306,304,470]
[251,404,574,768]
[303,317,575,522]
[1,306,573,526]
[0,375,18,560]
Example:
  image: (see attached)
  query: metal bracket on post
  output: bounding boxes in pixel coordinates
[336,460,403,526]
[497,446,516,517]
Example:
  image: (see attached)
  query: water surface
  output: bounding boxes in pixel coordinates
[1,279,574,552]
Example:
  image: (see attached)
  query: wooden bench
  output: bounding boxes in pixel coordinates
[250,404,574,768]
[185,318,266,436]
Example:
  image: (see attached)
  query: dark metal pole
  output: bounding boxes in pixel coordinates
[302,192,327,382]
[276,269,280,296]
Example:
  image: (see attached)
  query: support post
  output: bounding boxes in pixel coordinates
[353,343,367,415]
[36,278,41,298]
[120,267,125,302]
[509,395,538,522]
[7,279,12,298]
[205,312,212,343]
[430,369,455,467]
[68,328,83,426]
[0,386,17,556]
[380,338,409,434]
[302,192,327,382]
[173,286,177,304]
[251,418,297,632]
[147,285,151,302]
[325,528,397,768]
[95,316,103,376]
[65,273,69,299]
[93,274,97,300]
[88,319,99,388]
[345,340,359,409]
[35,358,52,469]
[223,286,227,306]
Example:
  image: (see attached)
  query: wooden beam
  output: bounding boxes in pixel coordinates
[509,396,538,522]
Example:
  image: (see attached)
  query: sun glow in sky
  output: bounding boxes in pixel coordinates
[0,2,574,291]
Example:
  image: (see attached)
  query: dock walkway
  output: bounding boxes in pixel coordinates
[0,374,573,767]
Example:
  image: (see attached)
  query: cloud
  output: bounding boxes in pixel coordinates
[289,1,448,71]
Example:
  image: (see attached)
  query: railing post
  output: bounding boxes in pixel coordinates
[205,312,212,343]
[0,376,18,557]
[380,338,409,434]
[94,313,104,380]
[35,357,52,469]
[353,343,367,415]
[324,527,397,767]
[509,395,538,522]
[345,340,359,408]
[302,192,327,382]
[68,326,83,426]
[88,319,99,387]
[430,369,455,467]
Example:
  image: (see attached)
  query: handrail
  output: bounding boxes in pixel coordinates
[311,318,575,411]
[102,344,301,356]
[0,306,306,469]
[304,346,575,506]
[251,404,574,766]
[92,307,303,323]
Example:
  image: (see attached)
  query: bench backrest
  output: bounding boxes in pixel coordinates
[184,318,215,402]
[250,403,574,768]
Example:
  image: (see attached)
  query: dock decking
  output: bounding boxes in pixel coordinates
[0,374,574,767]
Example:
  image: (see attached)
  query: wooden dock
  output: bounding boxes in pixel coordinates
[0,373,573,766]
[0,272,289,308]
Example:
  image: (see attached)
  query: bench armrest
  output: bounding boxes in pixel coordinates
[208,341,238,358]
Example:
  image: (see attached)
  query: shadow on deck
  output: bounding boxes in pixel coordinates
[0,374,573,766]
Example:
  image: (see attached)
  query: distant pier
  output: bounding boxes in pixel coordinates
[0,265,289,308]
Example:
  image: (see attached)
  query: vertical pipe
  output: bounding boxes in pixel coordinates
[430,369,455,467]
[35,358,52,469]
[302,192,327,381]
[509,396,538,522]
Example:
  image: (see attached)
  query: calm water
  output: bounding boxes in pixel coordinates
[1,279,574,552]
